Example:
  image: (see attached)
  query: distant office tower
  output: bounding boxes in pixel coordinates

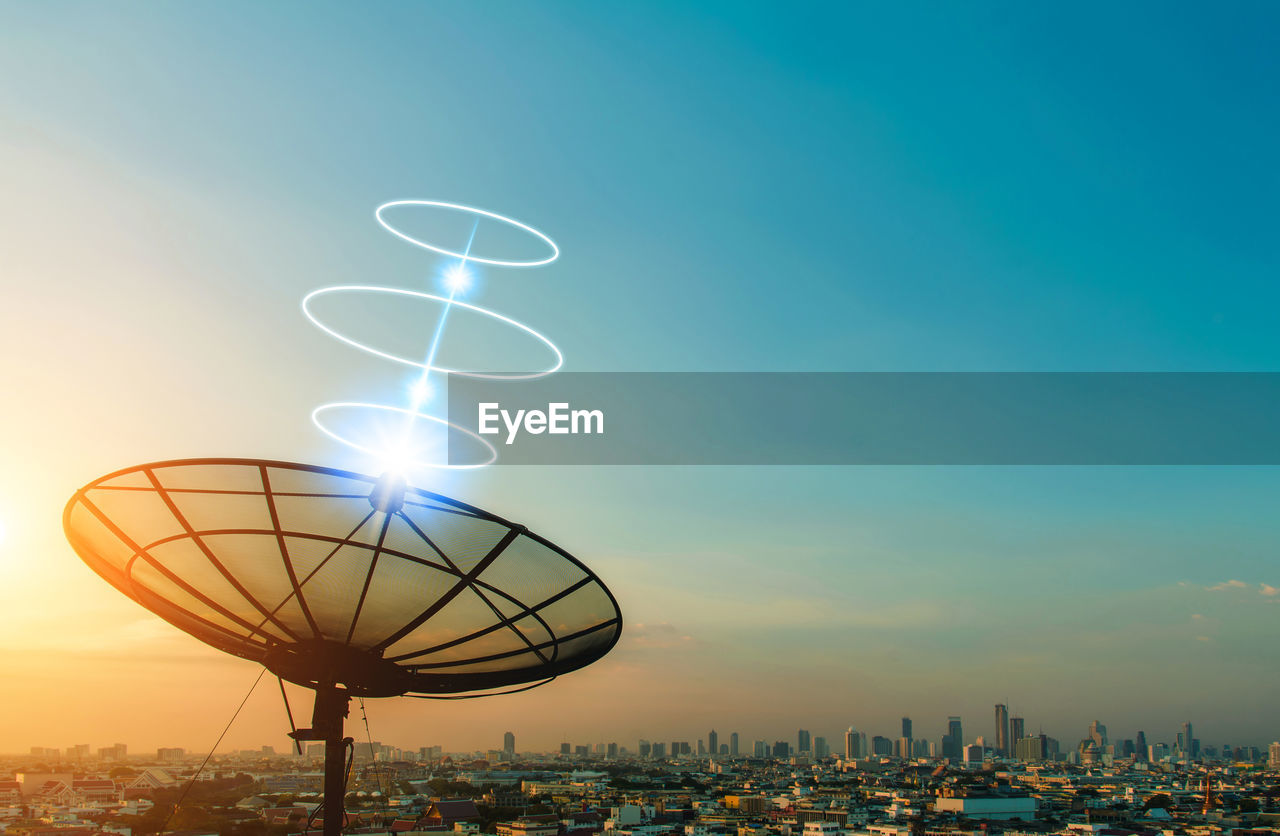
[1182,721,1193,754]
[1135,731,1147,761]
[948,716,963,749]
[1015,735,1046,762]
[773,740,790,758]
[901,717,912,739]
[753,740,767,757]
[872,735,893,756]
[844,727,860,759]
[1088,720,1107,747]
[637,740,650,758]
[814,737,829,758]
[995,704,1010,755]
[697,739,706,756]
[860,732,868,755]
[798,729,811,753]
[896,737,911,759]
[607,742,618,758]
[503,731,515,754]
[651,742,666,758]
[708,730,718,756]
[1010,717,1025,750]
[1269,742,1280,768]
[719,744,728,755]
[730,732,739,756]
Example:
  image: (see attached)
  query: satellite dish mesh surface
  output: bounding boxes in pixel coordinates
[64,458,622,697]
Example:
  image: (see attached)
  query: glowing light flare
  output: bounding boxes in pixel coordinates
[301,285,563,380]
[443,264,472,294]
[375,200,559,267]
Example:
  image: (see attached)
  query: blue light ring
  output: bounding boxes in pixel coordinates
[375,200,559,268]
[302,285,563,381]
[311,402,499,471]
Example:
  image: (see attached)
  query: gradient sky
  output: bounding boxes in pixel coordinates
[2,2,1279,755]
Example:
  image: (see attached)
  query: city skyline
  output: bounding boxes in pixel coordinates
[7,706,1264,758]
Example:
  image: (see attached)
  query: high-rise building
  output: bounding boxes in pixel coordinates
[773,740,790,758]
[1135,731,1147,761]
[1015,735,1046,762]
[651,742,666,758]
[607,742,618,758]
[697,739,706,756]
[730,732,739,756]
[503,731,515,754]
[798,729,811,753]
[637,740,650,758]
[1088,720,1107,747]
[844,727,860,759]
[1269,742,1280,769]
[901,717,913,739]
[753,740,767,758]
[871,735,893,756]
[1010,717,1025,749]
[709,730,719,756]
[948,716,963,749]
[814,737,829,758]
[994,704,1010,755]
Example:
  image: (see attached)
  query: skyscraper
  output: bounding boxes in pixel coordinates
[994,704,1010,755]
[948,716,963,749]
[798,729,811,753]
[730,732,739,756]
[901,717,913,739]
[844,727,860,759]
[1010,717,1025,750]
[503,731,515,754]
[709,730,719,757]
[1088,720,1107,747]
[1135,731,1147,762]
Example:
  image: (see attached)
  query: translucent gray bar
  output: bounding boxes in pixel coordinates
[445,373,1280,465]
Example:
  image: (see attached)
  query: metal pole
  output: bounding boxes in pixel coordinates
[312,687,350,836]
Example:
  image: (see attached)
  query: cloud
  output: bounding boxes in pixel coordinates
[1206,579,1248,592]
[1260,584,1279,597]
[627,622,694,649]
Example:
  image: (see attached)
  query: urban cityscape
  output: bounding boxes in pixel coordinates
[6,706,1280,836]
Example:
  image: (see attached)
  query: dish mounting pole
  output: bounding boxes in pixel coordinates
[291,686,351,836]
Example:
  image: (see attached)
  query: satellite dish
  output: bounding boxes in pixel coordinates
[64,458,622,835]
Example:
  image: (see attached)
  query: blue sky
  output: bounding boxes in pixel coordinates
[1,2,1278,752]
